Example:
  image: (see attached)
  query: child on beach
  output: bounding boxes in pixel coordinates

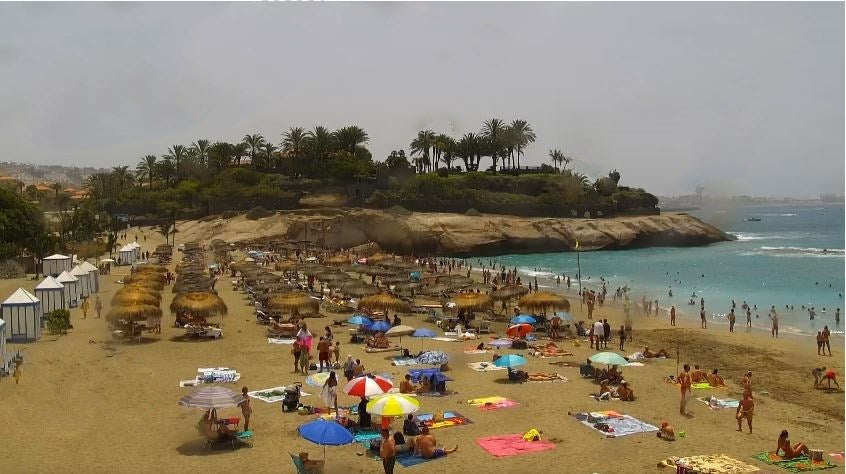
[240,386,252,431]
[333,342,341,365]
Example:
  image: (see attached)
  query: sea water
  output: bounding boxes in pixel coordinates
[481,204,845,336]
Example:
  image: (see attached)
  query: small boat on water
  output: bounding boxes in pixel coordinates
[746,217,761,222]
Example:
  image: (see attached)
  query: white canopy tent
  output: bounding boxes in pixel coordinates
[0,319,6,359]
[79,261,99,293]
[35,276,66,313]
[1,288,42,341]
[56,271,79,307]
[42,254,71,277]
[70,265,91,299]
[130,242,142,261]
[118,244,136,265]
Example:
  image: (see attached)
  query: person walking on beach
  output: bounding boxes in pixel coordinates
[728,309,736,333]
[770,311,779,338]
[670,306,676,326]
[816,331,824,355]
[700,308,707,329]
[746,308,752,327]
[81,297,90,319]
[618,325,626,351]
[602,319,610,349]
[736,393,754,433]
[822,326,832,356]
[95,296,102,319]
[679,364,692,416]
[317,337,330,372]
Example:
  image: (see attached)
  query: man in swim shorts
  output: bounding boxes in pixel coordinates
[414,426,458,458]
[736,392,754,433]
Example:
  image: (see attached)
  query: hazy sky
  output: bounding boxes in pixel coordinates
[1,2,843,198]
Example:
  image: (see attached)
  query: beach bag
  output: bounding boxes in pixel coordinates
[523,429,541,441]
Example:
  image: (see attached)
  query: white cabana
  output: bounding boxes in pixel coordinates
[130,241,142,261]
[42,254,71,277]
[56,271,79,307]
[118,244,136,265]
[79,261,99,293]
[35,276,66,313]
[1,288,42,341]
[70,265,91,299]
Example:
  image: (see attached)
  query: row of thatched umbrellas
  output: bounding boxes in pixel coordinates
[107,265,166,327]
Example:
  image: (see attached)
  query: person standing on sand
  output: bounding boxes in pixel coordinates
[700,308,707,329]
[746,308,752,327]
[770,311,779,338]
[618,325,626,351]
[81,297,89,319]
[816,331,824,355]
[728,309,736,333]
[240,386,252,431]
[95,296,102,319]
[602,319,610,349]
[380,428,396,474]
[670,306,676,326]
[679,364,692,415]
[736,393,754,433]
[822,326,832,356]
[592,320,604,351]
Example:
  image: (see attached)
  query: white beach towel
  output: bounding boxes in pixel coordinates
[467,362,506,372]
[247,386,311,403]
[267,337,296,345]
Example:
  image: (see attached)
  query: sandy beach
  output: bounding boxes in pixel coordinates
[0,226,842,474]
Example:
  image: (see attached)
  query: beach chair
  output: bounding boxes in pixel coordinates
[256,310,271,325]
[289,453,324,474]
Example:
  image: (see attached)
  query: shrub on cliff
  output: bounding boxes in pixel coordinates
[386,205,412,217]
[465,208,482,216]
[245,206,274,220]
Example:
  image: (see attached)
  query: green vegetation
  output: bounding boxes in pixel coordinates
[0,187,50,260]
[46,308,71,335]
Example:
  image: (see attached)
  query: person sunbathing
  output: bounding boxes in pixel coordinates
[414,426,458,458]
[616,381,635,401]
[366,333,391,349]
[657,421,675,441]
[690,365,707,384]
[596,380,616,400]
[643,347,669,358]
[778,430,810,460]
[707,369,726,387]
[415,376,432,394]
[527,372,561,382]
[268,320,296,336]
[399,374,417,394]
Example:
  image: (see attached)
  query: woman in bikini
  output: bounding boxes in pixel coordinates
[778,430,809,459]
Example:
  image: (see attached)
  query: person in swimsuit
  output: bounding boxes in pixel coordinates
[657,421,675,441]
[690,365,707,384]
[707,369,726,387]
[822,368,840,390]
[742,371,753,398]
[679,364,692,415]
[822,326,832,356]
[735,392,754,433]
[380,428,396,474]
[777,430,809,459]
[414,426,457,459]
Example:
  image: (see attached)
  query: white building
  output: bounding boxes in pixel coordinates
[1,288,42,341]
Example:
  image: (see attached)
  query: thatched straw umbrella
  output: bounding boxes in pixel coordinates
[344,285,380,298]
[111,292,160,306]
[420,283,452,296]
[124,280,164,291]
[359,293,411,313]
[315,271,350,282]
[380,275,409,285]
[359,267,395,277]
[115,285,161,298]
[275,260,298,272]
[124,273,166,285]
[436,274,473,286]
[365,253,393,264]
[135,265,167,274]
[451,292,492,311]
[106,305,162,324]
[518,291,570,314]
[491,285,529,301]
[392,282,420,295]
[323,255,350,267]
[267,292,320,316]
[170,292,228,318]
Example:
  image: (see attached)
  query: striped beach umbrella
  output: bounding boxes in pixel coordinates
[178,386,245,409]
[343,375,393,398]
[366,394,420,417]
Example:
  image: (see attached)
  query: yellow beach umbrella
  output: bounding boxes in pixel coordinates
[366,394,420,417]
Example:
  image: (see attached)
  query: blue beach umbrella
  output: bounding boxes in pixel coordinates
[298,419,354,458]
[369,321,391,333]
[488,338,513,348]
[590,352,629,367]
[493,354,527,368]
[347,315,372,325]
[412,328,436,350]
[511,315,537,324]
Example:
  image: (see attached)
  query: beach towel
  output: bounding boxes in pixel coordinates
[247,386,310,403]
[416,390,457,397]
[467,396,506,406]
[391,356,419,366]
[626,362,645,367]
[267,337,296,344]
[829,453,844,462]
[432,337,459,342]
[671,454,760,473]
[444,331,477,339]
[353,430,381,447]
[467,362,506,372]
[396,451,442,467]
[696,396,740,409]
[547,360,581,367]
[463,349,490,355]
[475,434,555,457]
[753,452,836,472]
[692,382,720,389]
[364,345,401,353]
[478,399,519,410]
[572,411,658,438]
[416,411,473,429]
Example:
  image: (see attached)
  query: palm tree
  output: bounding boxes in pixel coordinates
[480,118,506,172]
[434,134,456,170]
[410,130,435,173]
[333,126,369,154]
[281,127,308,158]
[50,182,62,199]
[157,223,174,246]
[164,145,187,181]
[261,142,278,169]
[85,173,115,201]
[548,149,572,171]
[191,139,210,166]
[111,166,135,189]
[242,133,266,168]
[232,142,248,166]
[510,119,535,170]
[136,155,157,189]
[305,126,335,160]
[156,157,175,186]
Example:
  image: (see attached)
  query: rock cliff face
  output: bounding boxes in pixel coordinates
[177,209,732,257]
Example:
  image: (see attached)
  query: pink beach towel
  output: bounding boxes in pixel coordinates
[476,434,555,457]
[479,400,519,411]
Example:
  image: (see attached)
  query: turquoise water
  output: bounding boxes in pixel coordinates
[479,204,844,336]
